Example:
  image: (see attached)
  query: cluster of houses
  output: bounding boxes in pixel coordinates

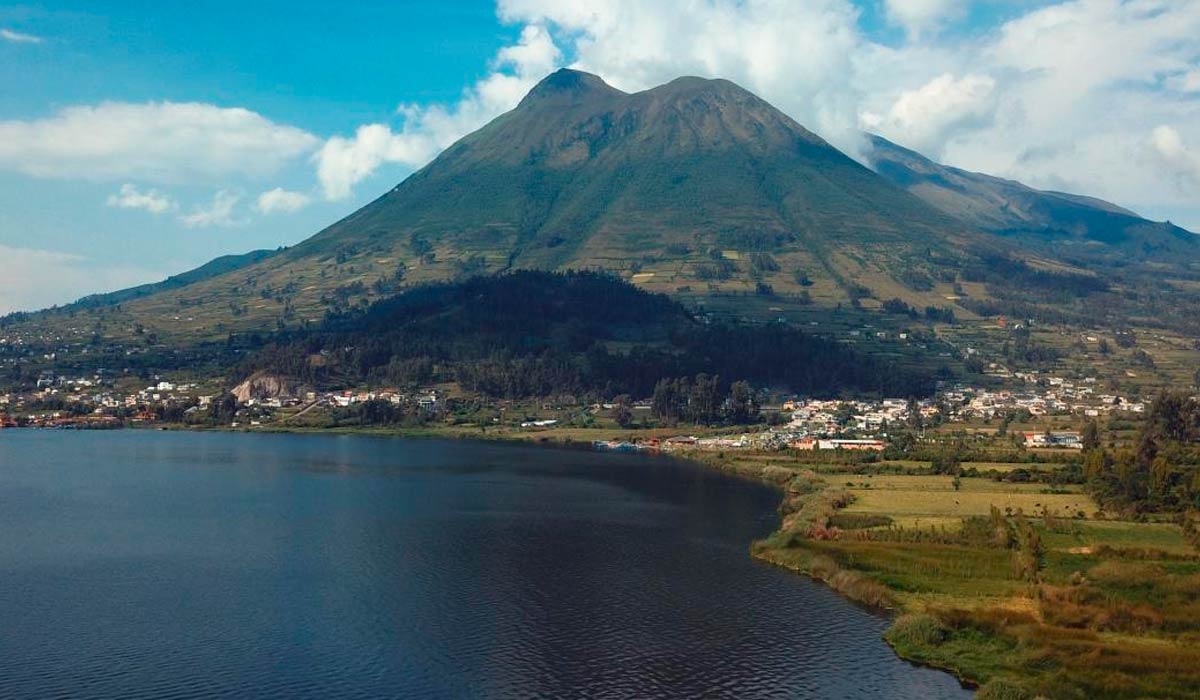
[0,368,449,426]
[237,388,445,412]
[944,375,1145,420]
[2,373,206,422]
[315,388,444,412]
[783,397,938,434]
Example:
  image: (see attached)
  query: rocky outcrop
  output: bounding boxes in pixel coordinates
[231,372,309,403]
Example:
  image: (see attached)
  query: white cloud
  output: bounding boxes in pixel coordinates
[5,0,1195,233]
[861,73,996,157]
[0,102,318,183]
[180,190,241,228]
[884,0,961,38]
[314,23,560,199]
[105,183,176,214]
[315,124,430,201]
[1166,68,1200,93]
[932,1,1200,220]
[299,0,1200,228]
[0,244,161,314]
[256,187,311,214]
[1149,124,1200,191]
[499,0,865,153]
[0,28,42,44]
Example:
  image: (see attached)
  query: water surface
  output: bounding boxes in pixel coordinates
[0,431,971,698]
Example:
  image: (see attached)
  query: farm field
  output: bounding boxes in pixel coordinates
[838,475,1094,528]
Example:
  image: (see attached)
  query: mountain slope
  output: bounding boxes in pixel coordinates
[68,249,280,310]
[18,70,1148,344]
[292,70,987,292]
[866,134,1198,265]
[19,69,1004,341]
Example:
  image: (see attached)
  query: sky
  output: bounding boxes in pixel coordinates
[1,0,1199,313]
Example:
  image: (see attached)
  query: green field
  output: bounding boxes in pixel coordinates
[838,475,1094,529]
[746,461,1200,699]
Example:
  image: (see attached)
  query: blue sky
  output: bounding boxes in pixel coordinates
[2,0,1199,312]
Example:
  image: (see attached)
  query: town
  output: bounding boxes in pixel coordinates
[1,361,1150,455]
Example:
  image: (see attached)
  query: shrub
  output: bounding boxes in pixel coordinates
[1088,560,1166,586]
[829,513,893,529]
[827,569,894,608]
[975,679,1031,700]
[886,614,948,647]
[749,252,780,274]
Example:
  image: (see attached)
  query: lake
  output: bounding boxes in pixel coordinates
[0,431,971,698]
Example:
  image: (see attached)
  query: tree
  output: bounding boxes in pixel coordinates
[1011,512,1044,583]
[726,380,758,425]
[1150,455,1173,499]
[1113,448,1145,502]
[687,373,721,425]
[882,298,915,316]
[651,379,682,425]
[612,394,634,428]
[1145,391,1196,443]
[1082,419,1101,451]
[931,449,962,476]
[989,506,1013,548]
[1083,449,1111,483]
[906,398,924,432]
[208,393,239,423]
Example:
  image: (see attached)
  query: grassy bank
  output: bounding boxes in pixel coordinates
[747,463,1200,699]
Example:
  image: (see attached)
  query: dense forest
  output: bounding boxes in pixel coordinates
[239,271,938,400]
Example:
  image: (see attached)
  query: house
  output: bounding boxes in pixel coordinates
[1024,432,1083,449]
[663,436,698,449]
[818,439,886,452]
[792,437,885,451]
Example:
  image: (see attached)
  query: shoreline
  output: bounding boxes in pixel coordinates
[169,422,981,690]
[17,422,1196,697]
[5,421,975,688]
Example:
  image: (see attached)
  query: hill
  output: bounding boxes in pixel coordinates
[866,133,1199,266]
[239,270,938,399]
[69,249,280,310]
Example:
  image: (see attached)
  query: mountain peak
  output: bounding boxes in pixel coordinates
[519,68,624,107]
[655,75,742,94]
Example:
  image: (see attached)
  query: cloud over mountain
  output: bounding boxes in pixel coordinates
[313,24,559,200]
[312,0,1200,228]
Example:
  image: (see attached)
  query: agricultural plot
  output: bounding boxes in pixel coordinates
[839,475,1094,529]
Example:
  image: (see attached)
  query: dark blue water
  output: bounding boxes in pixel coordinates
[0,431,970,699]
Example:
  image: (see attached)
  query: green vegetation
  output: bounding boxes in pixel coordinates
[238,271,937,400]
[1085,392,1200,511]
[19,68,1199,353]
[740,451,1200,699]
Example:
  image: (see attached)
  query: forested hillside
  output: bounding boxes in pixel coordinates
[239,271,937,399]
